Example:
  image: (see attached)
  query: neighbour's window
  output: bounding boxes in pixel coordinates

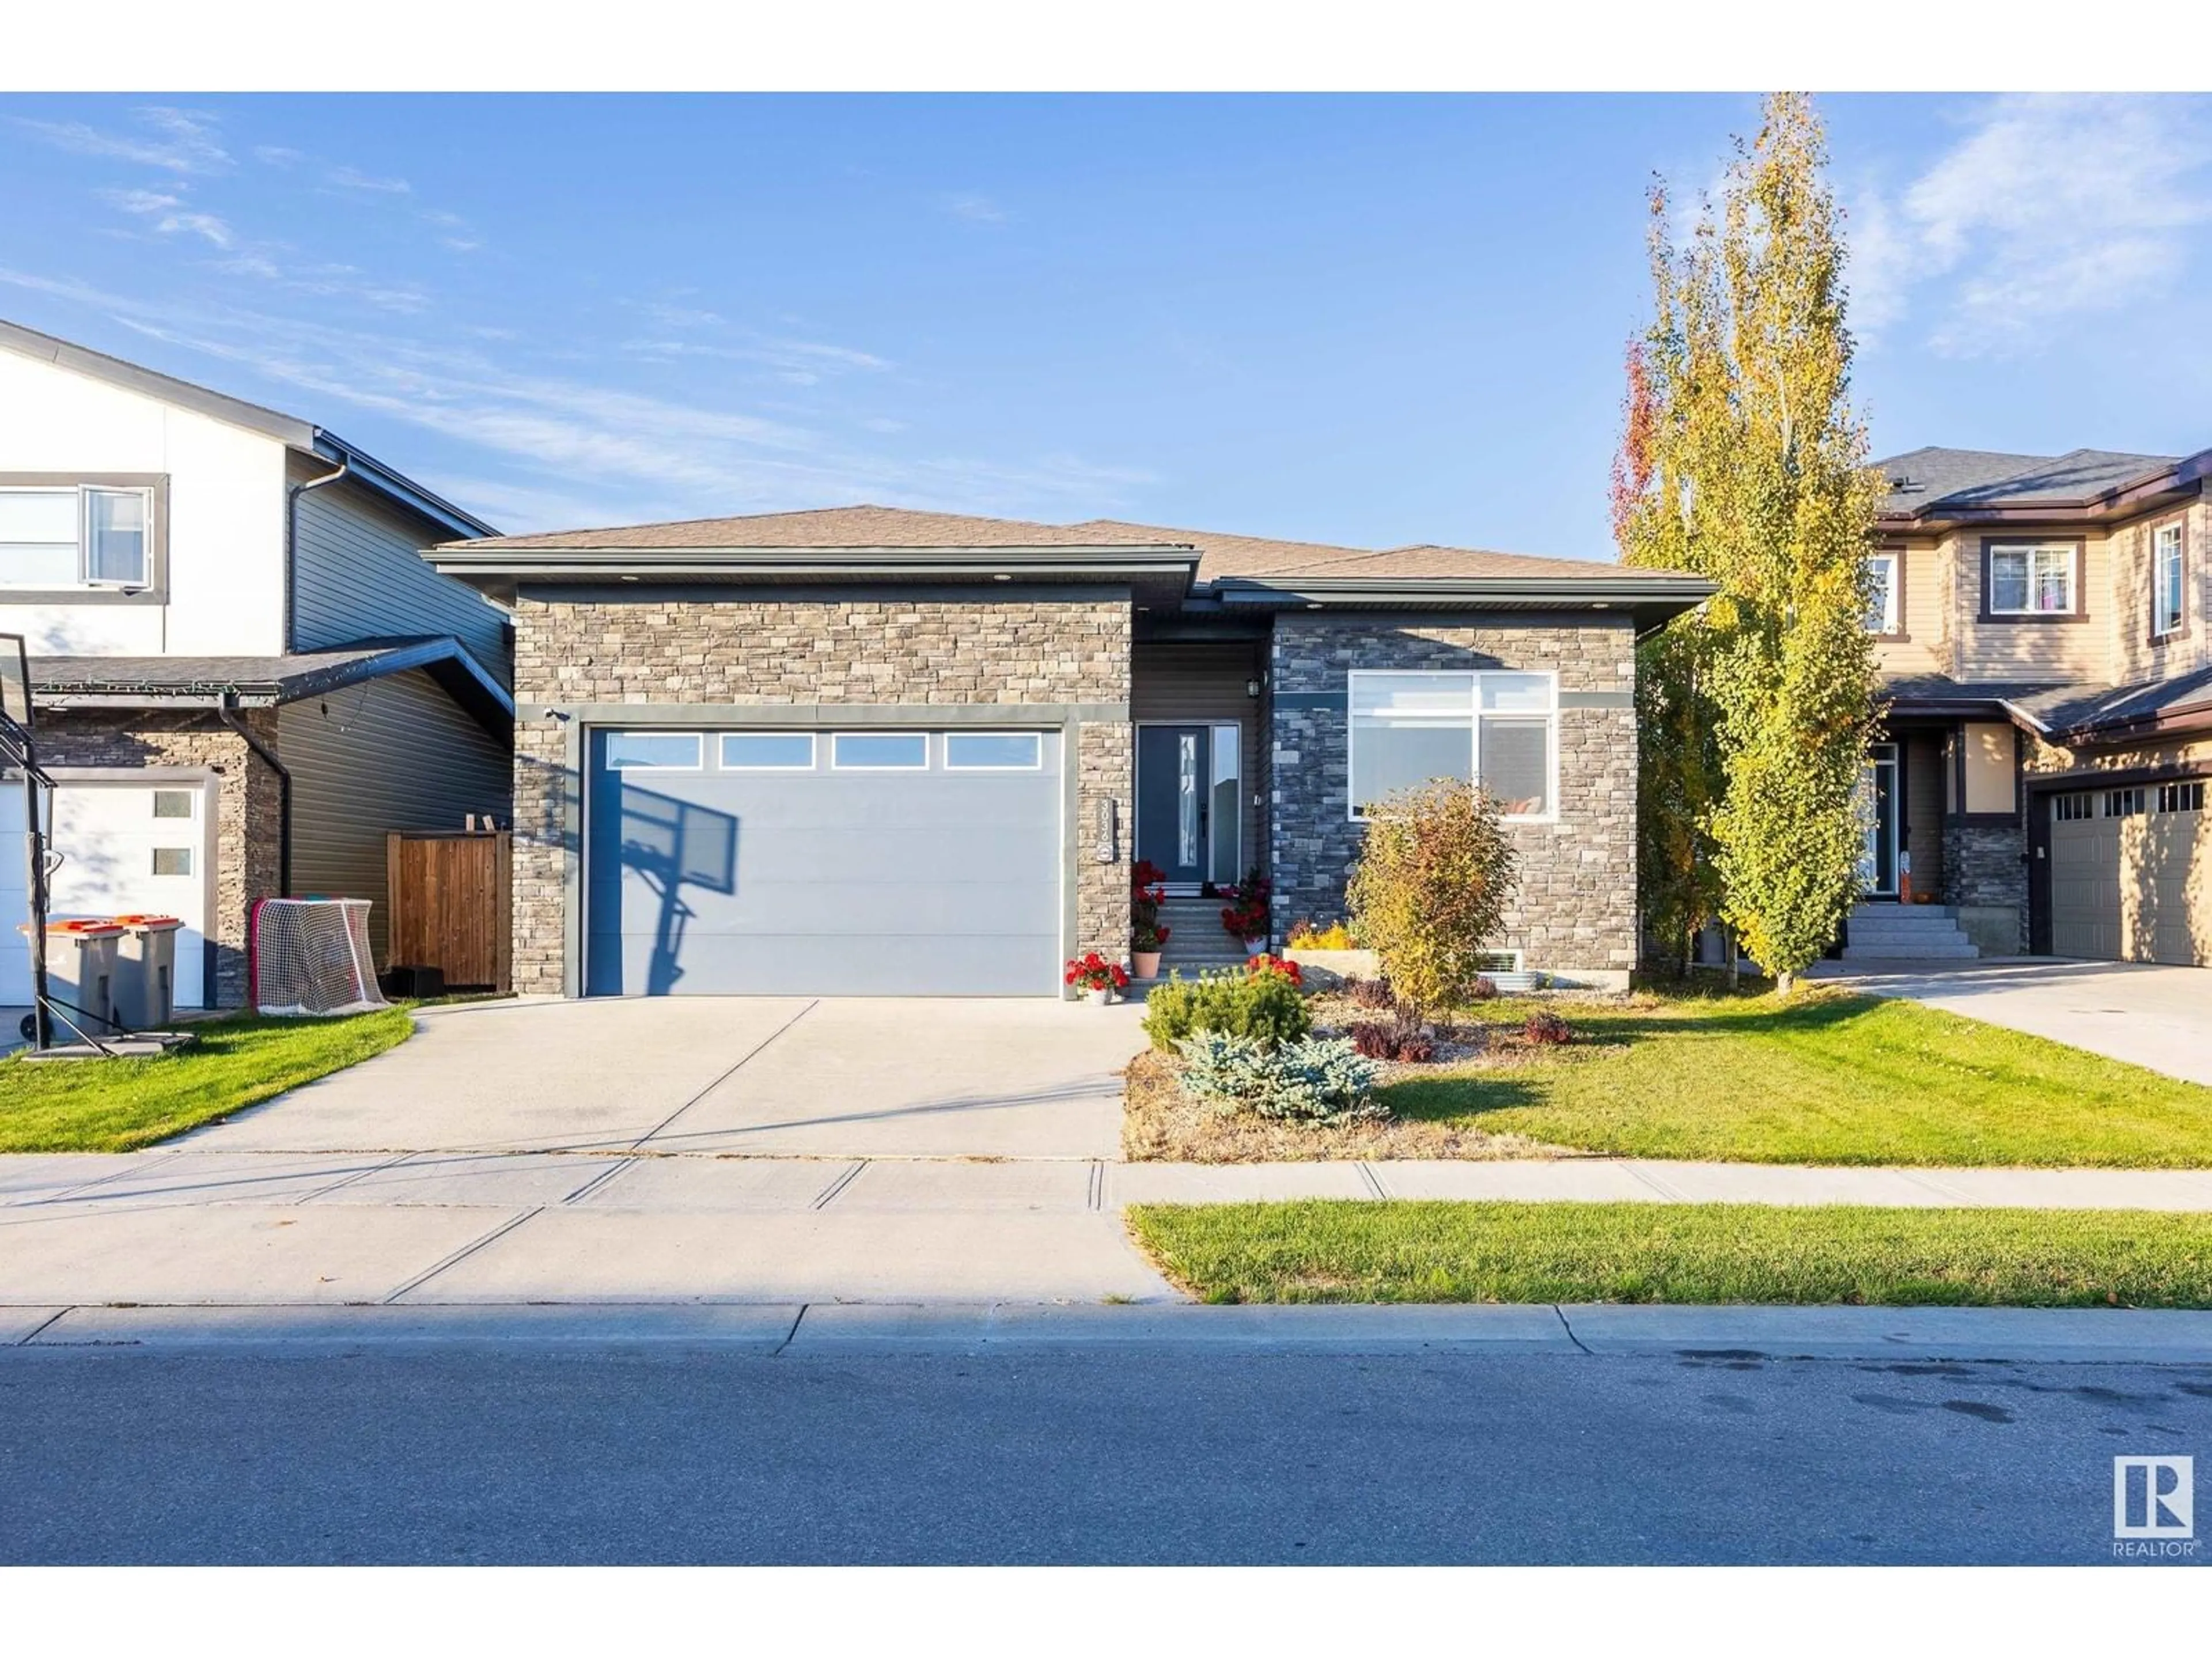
[1987,543,2075,615]
[1864,552,1899,633]
[2157,781,2205,814]
[944,732,1041,770]
[718,733,815,770]
[2153,524,2185,638]
[831,732,928,770]
[604,732,702,770]
[1348,670,1557,820]
[0,484,153,589]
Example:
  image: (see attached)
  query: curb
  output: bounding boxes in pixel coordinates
[11,1300,2212,1363]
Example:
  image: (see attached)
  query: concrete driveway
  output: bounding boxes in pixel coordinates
[184,995,1151,1158]
[1809,957,2212,1085]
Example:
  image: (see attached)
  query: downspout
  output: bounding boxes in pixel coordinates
[219,695,292,899]
[283,457,350,652]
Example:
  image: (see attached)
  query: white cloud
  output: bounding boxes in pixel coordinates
[100,187,233,248]
[12,106,229,174]
[1850,94,2212,356]
[940,191,1009,224]
[326,165,412,195]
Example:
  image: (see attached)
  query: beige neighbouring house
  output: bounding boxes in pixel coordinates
[1847,445,2212,968]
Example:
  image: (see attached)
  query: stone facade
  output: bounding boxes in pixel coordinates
[507,588,1134,994]
[33,710,283,1008]
[1941,820,2029,953]
[1267,616,1639,980]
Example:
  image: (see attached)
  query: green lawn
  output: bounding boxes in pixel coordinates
[0,1008,415,1153]
[1387,990,2212,1168]
[1129,1199,2212,1307]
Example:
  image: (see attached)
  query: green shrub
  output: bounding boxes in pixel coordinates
[1141,968,1312,1052]
[1176,1032,1384,1124]
[1346,778,1518,1017]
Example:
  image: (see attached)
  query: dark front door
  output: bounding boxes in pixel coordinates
[1136,724,1209,885]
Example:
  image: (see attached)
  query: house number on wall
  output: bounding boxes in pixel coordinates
[1094,797,1117,863]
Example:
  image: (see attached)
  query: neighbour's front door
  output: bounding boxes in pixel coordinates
[1855,743,1899,897]
[1136,724,1209,886]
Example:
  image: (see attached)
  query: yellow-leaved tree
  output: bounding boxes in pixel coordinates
[1614,93,1884,994]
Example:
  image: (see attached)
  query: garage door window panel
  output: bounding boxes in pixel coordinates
[832,732,929,770]
[945,732,1043,770]
[605,732,702,771]
[718,733,815,771]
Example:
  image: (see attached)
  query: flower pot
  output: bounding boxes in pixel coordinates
[1085,986,1112,1006]
[1241,938,1267,956]
[1132,950,1162,979]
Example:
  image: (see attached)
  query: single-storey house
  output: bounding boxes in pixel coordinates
[426,508,1713,997]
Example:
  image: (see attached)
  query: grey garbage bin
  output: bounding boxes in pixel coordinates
[17,920,125,1037]
[111,915,184,1031]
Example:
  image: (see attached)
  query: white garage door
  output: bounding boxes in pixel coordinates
[2048,781,2211,968]
[0,779,212,1007]
[584,727,1064,996]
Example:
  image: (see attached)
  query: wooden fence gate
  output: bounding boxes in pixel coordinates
[386,830,512,993]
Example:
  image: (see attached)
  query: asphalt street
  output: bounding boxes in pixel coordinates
[2,1345,2207,1564]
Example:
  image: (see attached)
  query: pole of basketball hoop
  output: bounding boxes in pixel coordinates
[20,759,48,1052]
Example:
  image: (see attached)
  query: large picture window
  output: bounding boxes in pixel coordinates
[1986,543,2075,616]
[1348,670,1557,821]
[2153,523,2185,638]
[0,483,153,589]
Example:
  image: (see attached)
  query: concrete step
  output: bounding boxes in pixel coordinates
[1840,942,1982,961]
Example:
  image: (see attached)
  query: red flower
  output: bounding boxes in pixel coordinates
[1064,951,1129,991]
[1245,953,1303,987]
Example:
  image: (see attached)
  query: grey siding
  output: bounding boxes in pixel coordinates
[1131,639,1267,882]
[279,668,513,964]
[290,462,512,685]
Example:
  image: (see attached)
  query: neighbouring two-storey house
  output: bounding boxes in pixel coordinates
[0,320,513,1010]
[1849,445,2212,968]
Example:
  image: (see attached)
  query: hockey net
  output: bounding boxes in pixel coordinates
[252,898,389,1016]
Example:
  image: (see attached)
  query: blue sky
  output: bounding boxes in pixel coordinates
[3,93,2208,554]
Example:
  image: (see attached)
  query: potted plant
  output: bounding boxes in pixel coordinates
[1130,866,1170,979]
[1218,869,1271,951]
[1065,952,1129,1005]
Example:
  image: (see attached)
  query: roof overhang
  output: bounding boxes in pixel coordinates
[1877,447,2212,533]
[1207,573,1717,632]
[425,542,1202,607]
[29,636,513,737]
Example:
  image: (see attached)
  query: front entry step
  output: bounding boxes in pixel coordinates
[1841,904,1982,961]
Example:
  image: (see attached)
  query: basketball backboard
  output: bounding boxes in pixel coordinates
[0,632,29,732]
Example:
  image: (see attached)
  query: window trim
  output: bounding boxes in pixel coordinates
[830,730,931,771]
[942,730,1045,772]
[716,732,817,772]
[603,730,704,772]
[1979,537,2086,624]
[2150,518,2189,643]
[1346,668,1560,826]
[0,473,168,603]
[1865,549,1905,639]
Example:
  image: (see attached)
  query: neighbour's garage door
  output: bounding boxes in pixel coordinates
[1,779,213,1006]
[2048,782,2211,967]
[584,727,1063,995]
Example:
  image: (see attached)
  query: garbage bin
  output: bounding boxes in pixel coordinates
[109,915,184,1031]
[16,919,126,1037]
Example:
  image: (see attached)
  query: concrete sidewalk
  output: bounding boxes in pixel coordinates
[5,1147,2211,1309]
[13,1300,2212,1366]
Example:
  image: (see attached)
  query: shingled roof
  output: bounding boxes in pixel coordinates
[444,504,1646,586]
[1876,446,2183,521]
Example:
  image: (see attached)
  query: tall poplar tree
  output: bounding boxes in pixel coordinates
[1614,93,1883,994]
